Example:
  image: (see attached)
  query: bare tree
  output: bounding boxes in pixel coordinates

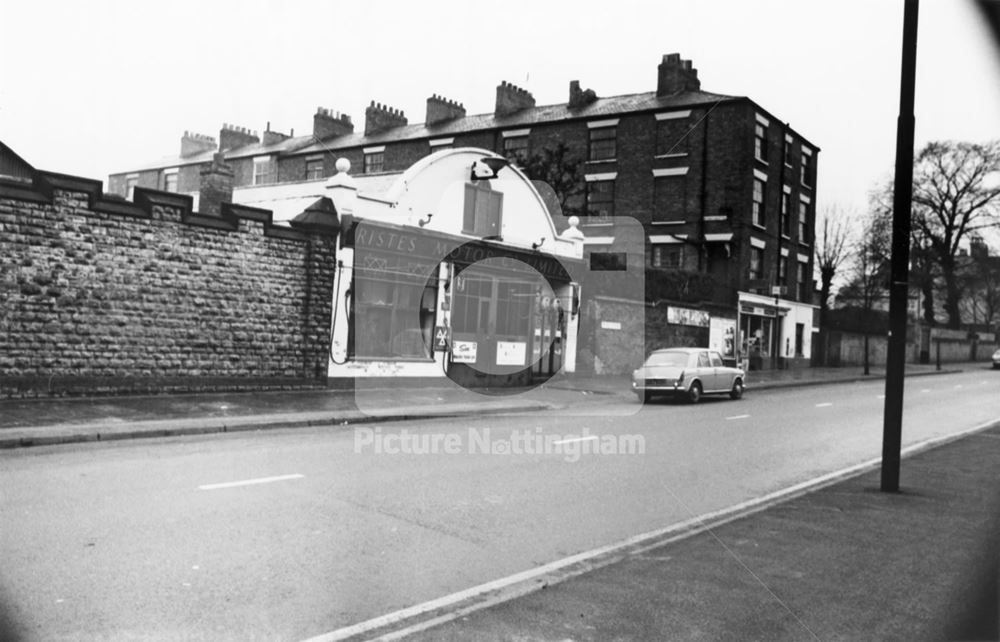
[815,206,853,317]
[838,203,892,374]
[520,142,584,218]
[911,140,1000,328]
[813,206,853,365]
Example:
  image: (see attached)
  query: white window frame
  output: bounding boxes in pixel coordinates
[252,156,274,185]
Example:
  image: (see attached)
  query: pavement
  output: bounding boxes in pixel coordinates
[403,421,1000,641]
[3,360,998,641]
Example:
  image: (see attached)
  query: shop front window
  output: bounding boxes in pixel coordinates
[352,277,436,359]
[741,314,772,366]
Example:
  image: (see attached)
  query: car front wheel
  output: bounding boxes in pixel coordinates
[687,381,702,404]
[730,378,744,400]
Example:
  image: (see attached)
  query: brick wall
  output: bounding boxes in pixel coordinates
[0,172,336,397]
[577,294,732,374]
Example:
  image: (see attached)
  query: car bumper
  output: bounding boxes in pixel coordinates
[632,382,686,395]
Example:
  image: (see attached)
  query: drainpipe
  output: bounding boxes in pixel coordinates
[698,108,710,272]
[771,123,790,370]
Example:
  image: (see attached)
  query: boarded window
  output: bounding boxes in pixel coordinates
[653,176,686,223]
[463,182,504,237]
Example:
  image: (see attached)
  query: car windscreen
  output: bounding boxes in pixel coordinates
[644,351,689,367]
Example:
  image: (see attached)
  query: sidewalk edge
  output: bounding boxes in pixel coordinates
[0,403,557,450]
[306,416,1000,642]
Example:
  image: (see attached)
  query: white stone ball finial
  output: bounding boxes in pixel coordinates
[335,157,351,174]
[559,215,585,243]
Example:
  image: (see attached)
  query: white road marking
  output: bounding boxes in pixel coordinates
[726,415,750,420]
[921,389,931,393]
[552,435,598,445]
[815,403,833,408]
[954,384,963,389]
[198,474,303,491]
[877,395,886,400]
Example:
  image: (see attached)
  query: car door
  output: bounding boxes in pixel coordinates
[695,350,714,391]
[708,350,727,392]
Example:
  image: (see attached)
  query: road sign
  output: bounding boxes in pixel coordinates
[433,326,451,351]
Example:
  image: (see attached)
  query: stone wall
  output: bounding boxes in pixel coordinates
[822,330,997,368]
[0,172,337,397]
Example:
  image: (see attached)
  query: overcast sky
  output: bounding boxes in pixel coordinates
[2,0,998,216]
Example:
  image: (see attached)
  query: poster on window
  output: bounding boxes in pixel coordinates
[496,341,527,366]
[709,317,737,358]
[452,340,477,363]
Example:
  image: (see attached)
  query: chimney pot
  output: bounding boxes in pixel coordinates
[495,80,536,117]
[314,105,355,139]
[365,101,409,135]
[656,52,701,96]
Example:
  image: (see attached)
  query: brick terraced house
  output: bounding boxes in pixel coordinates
[109,53,821,370]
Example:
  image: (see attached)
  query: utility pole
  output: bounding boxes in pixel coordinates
[882,0,920,493]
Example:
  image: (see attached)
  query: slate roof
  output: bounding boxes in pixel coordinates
[295,89,740,155]
[111,89,741,175]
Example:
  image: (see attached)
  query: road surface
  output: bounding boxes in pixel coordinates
[2,368,998,641]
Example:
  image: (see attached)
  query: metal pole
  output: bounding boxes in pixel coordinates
[882,0,920,493]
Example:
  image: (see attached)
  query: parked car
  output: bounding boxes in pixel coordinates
[993,347,1000,369]
[632,347,745,403]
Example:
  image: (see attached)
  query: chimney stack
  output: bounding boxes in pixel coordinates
[656,53,701,96]
[970,235,989,258]
[219,123,260,152]
[495,81,535,117]
[180,131,217,158]
[262,123,291,147]
[568,80,598,109]
[313,107,354,140]
[426,94,466,125]
[199,153,234,217]
[364,101,408,136]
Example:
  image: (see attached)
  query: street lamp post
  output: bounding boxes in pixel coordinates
[881,0,920,493]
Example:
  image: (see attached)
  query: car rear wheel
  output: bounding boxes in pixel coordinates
[687,381,702,404]
[730,378,744,400]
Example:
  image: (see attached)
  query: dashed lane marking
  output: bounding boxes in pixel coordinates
[726,415,750,420]
[552,436,599,445]
[815,403,833,408]
[198,474,304,491]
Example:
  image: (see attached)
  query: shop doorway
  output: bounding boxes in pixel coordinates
[449,258,559,388]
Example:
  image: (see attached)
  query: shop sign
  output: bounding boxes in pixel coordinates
[496,341,527,366]
[667,306,710,327]
[452,340,477,363]
[350,220,574,282]
[600,321,622,330]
